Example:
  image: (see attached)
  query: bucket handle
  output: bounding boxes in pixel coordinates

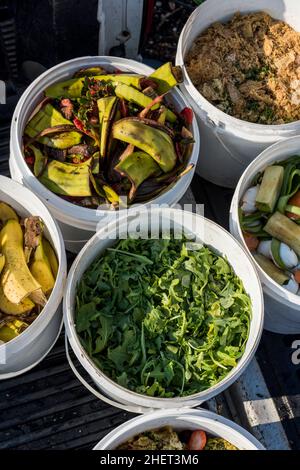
[65,335,152,414]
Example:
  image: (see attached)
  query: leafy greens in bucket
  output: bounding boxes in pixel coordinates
[75,237,251,397]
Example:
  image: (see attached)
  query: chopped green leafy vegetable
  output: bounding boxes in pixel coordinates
[76,237,251,397]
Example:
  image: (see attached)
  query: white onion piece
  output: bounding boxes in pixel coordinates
[279,243,298,269]
[241,186,259,214]
[257,240,272,259]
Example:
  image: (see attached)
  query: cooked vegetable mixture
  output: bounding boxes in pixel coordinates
[240,156,300,295]
[0,202,58,343]
[76,237,251,397]
[186,12,300,124]
[22,63,194,209]
[117,427,238,450]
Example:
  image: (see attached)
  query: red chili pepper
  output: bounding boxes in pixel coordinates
[73,117,85,131]
[25,156,35,165]
[180,107,193,125]
[90,89,97,96]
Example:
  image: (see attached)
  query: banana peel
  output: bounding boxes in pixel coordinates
[42,238,59,278]
[0,202,18,225]
[0,219,46,305]
[0,254,5,274]
[30,238,55,297]
[0,319,28,343]
[0,284,35,315]
[115,151,161,201]
[45,74,144,99]
[28,144,47,177]
[114,83,176,122]
[74,66,107,77]
[112,118,177,173]
[149,62,183,94]
[25,103,82,149]
[39,158,92,196]
[97,96,118,157]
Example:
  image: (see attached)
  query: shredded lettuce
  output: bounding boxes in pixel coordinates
[76,237,252,397]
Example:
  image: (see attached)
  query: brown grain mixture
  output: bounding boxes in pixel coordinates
[185,12,300,124]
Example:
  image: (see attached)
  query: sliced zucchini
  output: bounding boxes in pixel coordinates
[255,165,284,213]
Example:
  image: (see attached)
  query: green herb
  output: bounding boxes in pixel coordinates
[247,101,260,112]
[245,65,271,81]
[261,106,275,122]
[76,237,252,398]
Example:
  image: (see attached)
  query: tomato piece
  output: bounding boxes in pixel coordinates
[180,107,193,125]
[187,430,207,451]
[288,190,300,207]
[243,232,259,251]
[286,190,300,220]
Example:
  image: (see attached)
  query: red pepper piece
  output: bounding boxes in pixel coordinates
[73,117,85,132]
[25,156,35,165]
[180,107,193,125]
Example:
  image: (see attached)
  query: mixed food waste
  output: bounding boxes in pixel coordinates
[117,426,238,450]
[0,202,58,343]
[186,12,300,124]
[75,236,251,398]
[22,63,194,209]
[240,156,300,295]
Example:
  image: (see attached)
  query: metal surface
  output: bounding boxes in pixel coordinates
[0,97,299,450]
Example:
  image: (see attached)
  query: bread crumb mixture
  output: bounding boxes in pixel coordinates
[186,12,300,124]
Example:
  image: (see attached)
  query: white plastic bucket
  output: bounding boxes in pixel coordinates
[9,56,200,253]
[64,208,264,413]
[94,409,264,450]
[176,0,300,188]
[0,176,67,379]
[230,136,300,334]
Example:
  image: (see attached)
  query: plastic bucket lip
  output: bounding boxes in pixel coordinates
[10,55,200,231]
[0,175,67,354]
[175,0,300,134]
[64,208,264,410]
[93,408,265,450]
[229,135,300,308]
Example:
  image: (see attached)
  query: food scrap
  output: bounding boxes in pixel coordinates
[117,427,238,450]
[75,237,251,398]
[0,201,58,343]
[23,63,194,209]
[186,12,300,124]
[240,155,300,294]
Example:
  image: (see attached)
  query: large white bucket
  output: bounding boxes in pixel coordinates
[64,209,264,413]
[230,136,300,334]
[176,0,300,188]
[9,56,200,254]
[0,176,67,379]
[94,409,264,450]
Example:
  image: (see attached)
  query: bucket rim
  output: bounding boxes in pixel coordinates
[93,407,265,450]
